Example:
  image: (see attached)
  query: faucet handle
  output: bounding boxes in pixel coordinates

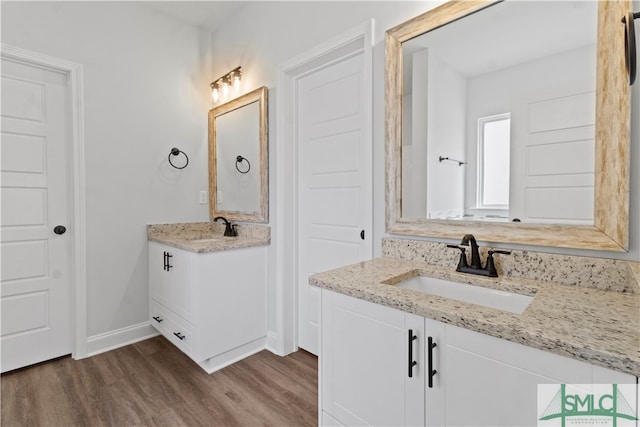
[485,249,511,277]
[446,244,468,270]
[489,249,511,256]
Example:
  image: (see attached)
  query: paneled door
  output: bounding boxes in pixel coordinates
[297,52,372,355]
[1,56,72,372]
[510,80,595,224]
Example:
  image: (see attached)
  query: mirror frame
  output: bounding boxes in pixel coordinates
[386,0,631,251]
[209,86,269,223]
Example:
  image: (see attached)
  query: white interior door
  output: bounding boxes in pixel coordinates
[297,52,372,355]
[1,56,72,372]
[510,82,595,224]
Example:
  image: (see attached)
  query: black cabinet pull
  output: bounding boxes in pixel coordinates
[152,316,163,323]
[163,251,173,271]
[408,329,417,378]
[428,336,437,388]
[163,251,168,271]
[173,332,185,340]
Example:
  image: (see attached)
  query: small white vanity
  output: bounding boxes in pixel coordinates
[147,222,270,373]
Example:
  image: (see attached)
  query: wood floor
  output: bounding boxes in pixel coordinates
[1,336,318,426]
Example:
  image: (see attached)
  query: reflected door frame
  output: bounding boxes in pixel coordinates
[1,44,88,360]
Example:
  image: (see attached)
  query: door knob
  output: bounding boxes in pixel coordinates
[53,225,67,235]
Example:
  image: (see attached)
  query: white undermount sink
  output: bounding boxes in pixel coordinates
[395,276,534,314]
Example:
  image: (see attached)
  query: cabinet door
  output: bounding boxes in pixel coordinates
[426,319,637,427]
[321,290,424,426]
[149,242,171,309]
[148,242,194,322]
[168,248,193,322]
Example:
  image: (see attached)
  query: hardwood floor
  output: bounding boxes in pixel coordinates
[1,336,318,426]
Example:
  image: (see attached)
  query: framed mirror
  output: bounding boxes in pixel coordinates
[209,86,268,223]
[386,0,631,251]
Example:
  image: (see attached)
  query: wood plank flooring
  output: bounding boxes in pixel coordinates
[1,336,318,426]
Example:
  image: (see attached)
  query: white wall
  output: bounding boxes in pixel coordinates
[1,2,213,344]
[426,51,466,219]
[2,0,638,356]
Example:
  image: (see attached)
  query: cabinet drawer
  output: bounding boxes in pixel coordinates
[150,299,196,357]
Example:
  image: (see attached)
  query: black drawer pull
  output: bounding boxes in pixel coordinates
[408,329,417,378]
[173,332,185,340]
[428,336,437,388]
[152,316,163,323]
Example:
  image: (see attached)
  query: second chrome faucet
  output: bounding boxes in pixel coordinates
[447,234,510,277]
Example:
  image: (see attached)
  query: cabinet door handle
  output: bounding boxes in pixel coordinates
[152,316,163,323]
[163,251,168,271]
[166,252,173,271]
[428,336,437,388]
[173,332,185,340]
[408,329,418,378]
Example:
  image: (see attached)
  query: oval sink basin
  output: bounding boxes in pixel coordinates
[396,276,534,314]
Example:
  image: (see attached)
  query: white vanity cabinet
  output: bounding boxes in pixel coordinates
[425,319,636,427]
[149,241,267,373]
[320,289,637,427]
[321,290,425,426]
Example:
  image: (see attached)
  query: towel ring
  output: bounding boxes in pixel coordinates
[235,155,251,174]
[168,147,189,169]
[622,11,639,85]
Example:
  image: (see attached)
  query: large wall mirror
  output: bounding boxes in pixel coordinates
[386,0,631,251]
[209,86,268,223]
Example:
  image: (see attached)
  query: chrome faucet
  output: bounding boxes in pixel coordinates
[447,234,510,277]
[213,216,237,237]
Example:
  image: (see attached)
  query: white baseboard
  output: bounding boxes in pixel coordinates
[197,337,267,374]
[85,322,158,358]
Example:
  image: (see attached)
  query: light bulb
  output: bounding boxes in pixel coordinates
[233,74,241,90]
[211,87,219,102]
[222,82,229,97]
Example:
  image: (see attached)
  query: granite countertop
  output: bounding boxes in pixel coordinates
[310,257,640,377]
[148,222,270,253]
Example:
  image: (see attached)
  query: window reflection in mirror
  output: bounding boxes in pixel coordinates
[477,113,510,213]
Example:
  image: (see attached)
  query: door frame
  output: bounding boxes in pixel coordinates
[273,21,373,355]
[1,44,88,359]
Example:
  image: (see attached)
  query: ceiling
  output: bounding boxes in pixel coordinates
[140,1,246,32]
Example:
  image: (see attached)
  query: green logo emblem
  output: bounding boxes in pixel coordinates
[539,384,638,426]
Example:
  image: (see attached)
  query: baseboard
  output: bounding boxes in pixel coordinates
[85,322,159,358]
[197,337,267,374]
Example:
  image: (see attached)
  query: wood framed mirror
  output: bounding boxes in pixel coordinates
[385,0,631,251]
[209,86,268,223]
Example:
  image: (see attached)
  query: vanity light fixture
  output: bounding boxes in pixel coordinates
[210,66,242,102]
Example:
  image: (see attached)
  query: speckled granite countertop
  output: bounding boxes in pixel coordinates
[148,222,270,253]
[310,257,640,377]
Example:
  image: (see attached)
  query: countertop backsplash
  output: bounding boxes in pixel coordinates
[382,238,639,294]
